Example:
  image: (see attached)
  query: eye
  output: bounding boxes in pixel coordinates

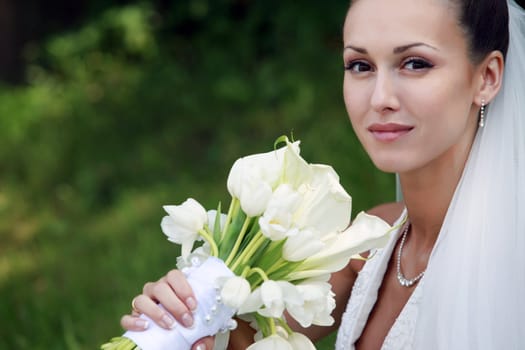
[402,57,434,70]
[344,60,373,73]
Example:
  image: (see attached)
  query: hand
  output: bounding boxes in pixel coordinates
[120,269,216,350]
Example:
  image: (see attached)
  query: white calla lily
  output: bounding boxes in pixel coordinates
[286,269,333,281]
[288,332,316,350]
[246,334,293,350]
[220,276,251,309]
[300,211,392,273]
[279,140,313,188]
[293,164,352,234]
[282,228,324,262]
[161,198,208,259]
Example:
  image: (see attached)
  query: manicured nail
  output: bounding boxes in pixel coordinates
[162,314,175,329]
[135,319,149,330]
[195,344,206,350]
[182,312,194,328]
[186,297,197,311]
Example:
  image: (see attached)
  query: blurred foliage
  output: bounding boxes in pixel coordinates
[0,1,394,348]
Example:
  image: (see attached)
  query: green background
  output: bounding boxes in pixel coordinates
[0,1,395,348]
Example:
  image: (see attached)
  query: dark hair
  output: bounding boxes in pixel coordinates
[452,0,509,63]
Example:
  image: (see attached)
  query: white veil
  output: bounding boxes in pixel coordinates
[414,1,525,348]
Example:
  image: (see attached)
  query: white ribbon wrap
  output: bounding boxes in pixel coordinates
[123,257,236,350]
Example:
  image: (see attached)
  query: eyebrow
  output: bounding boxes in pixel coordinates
[344,42,438,54]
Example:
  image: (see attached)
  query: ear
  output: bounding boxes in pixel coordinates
[474,51,505,106]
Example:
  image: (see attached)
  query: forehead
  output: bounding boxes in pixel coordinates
[344,0,465,51]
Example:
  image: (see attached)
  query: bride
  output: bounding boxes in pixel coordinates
[121,0,525,349]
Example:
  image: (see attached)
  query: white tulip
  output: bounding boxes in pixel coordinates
[257,280,302,319]
[286,281,335,328]
[300,211,392,273]
[246,334,293,350]
[237,172,273,217]
[259,184,302,241]
[226,141,301,217]
[220,276,251,309]
[279,281,304,309]
[288,332,316,350]
[258,280,285,318]
[237,288,262,315]
[160,198,208,259]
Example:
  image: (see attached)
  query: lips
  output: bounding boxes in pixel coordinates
[367,123,414,142]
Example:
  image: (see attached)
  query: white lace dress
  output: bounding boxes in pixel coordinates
[335,210,423,350]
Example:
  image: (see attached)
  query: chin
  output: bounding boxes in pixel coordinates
[369,155,409,174]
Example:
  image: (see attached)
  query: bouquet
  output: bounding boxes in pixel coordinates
[101,136,394,350]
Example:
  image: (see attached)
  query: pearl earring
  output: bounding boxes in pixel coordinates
[479,99,486,128]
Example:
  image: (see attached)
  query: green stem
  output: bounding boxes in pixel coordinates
[224,216,253,266]
[241,265,251,278]
[240,232,266,265]
[266,257,286,276]
[277,317,293,335]
[254,314,271,338]
[230,231,265,272]
[198,229,219,257]
[221,197,238,241]
[247,266,270,281]
[269,317,277,336]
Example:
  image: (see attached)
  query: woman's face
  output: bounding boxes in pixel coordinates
[343,0,481,174]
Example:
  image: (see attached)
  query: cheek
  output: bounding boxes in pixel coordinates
[407,78,474,133]
[343,77,369,127]
[398,85,476,168]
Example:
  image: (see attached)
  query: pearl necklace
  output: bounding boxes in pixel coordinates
[396,222,425,287]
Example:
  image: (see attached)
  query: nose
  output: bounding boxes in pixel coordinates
[370,71,400,113]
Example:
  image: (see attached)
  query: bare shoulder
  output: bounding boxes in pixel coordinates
[365,201,405,226]
[349,201,404,273]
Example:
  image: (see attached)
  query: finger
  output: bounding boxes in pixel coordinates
[153,280,195,328]
[164,270,198,312]
[192,336,215,350]
[143,271,197,328]
[120,314,149,331]
[132,293,178,329]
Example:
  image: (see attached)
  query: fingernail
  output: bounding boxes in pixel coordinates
[162,314,175,329]
[186,297,197,311]
[182,312,194,328]
[135,319,149,330]
[195,344,206,350]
